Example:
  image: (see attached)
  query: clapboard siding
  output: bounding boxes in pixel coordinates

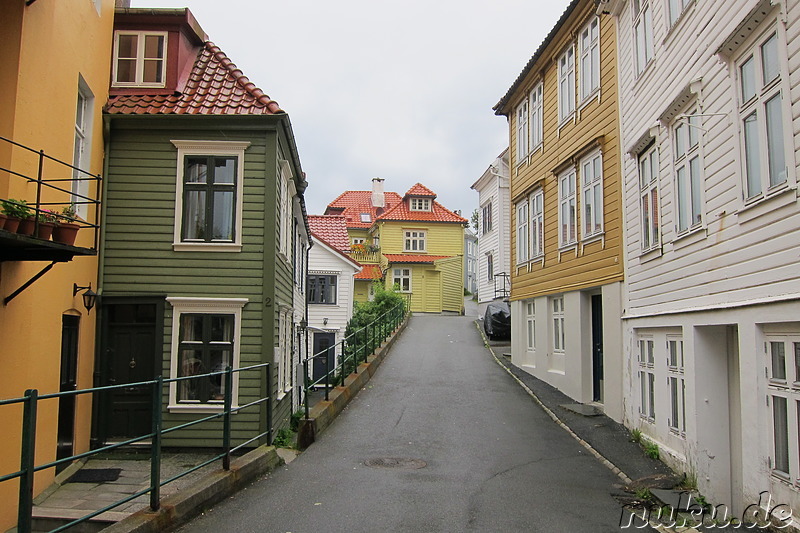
[506,1,623,301]
[617,0,800,317]
[472,152,511,303]
[103,115,305,446]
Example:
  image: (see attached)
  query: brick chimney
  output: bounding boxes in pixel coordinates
[371,177,385,208]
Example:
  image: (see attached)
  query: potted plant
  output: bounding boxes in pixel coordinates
[53,204,81,246]
[36,209,59,240]
[1,199,32,233]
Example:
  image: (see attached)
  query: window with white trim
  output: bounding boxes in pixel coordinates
[352,238,365,245]
[308,275,337,304]
[766,334,800,479]
[667,337,685,436]
[530,84,543,153]
[552,296,565,353]
[737,29,789,200]
[633,0,653,76]
[516,199,529,264]
[525,300,535,353]
[481,202,493,234]
[558,46,575,123]
[404,230,426,252]
[530,189,544,259]
[166,297,246,411]
[638,144,660,252]
[278,161,293,257]
[409,198,431,211]
[673,110,703,233]
[580,17,600,101]
[72,78,94,218]
[559,168,577,247]
[392,268,411,292]
[171,141,249,251]
[277,308,294,396]
[516,98,529,160]
[638,337,655,421]
[487,253,494,282]
[581,151,603,238]
[668,0,692,27]
[112,31,167,87]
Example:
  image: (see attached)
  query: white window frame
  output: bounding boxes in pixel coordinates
[481,201,493,235]
[638,144,660,253]
[404,230,427,252]
[558,168,577,247]
[516,199,529,264]
[633,0,653,76]
[530,189,544,259]
[516,98,530,161]
[276,307,295,398]
[552,296,565,353]
[409,198,432,211]
[736,27,792,202]
[668,0,692,28]
[112,30,168,88]
[278,160,294,259]
[72,77,94,219]
[530,83,543,153]
[352,238,365,245]
[392,268,412,293]
[558,46,576,124]
[171,140,249,252]
[765,334,800,480]
[667,337,686,436]
[580,151,603,239]
[672,109,703,233]
[638,337,655,422]
[166,297,247,412]
[579,17,600,102]
[487,253,494,282]
[525,300,536,354]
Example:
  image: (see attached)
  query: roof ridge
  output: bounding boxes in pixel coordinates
[204,41,283,114]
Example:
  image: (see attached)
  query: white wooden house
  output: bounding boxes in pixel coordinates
[306,215,361,384]
[606,0,800,518]
[470,149,510,304]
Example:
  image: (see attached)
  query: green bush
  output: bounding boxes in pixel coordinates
[273,428,294,448]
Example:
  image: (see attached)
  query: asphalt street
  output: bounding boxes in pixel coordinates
[179,313,633,533]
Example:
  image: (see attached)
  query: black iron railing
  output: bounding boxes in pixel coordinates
[0,363,271,533]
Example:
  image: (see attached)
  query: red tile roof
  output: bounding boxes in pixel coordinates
[105,42,283,115]
[354,264,383,280]
[307,215,350,253]
[384,254,453,264]
[404,183,437,197]
[324,190,403,229]
[326,185,467,227]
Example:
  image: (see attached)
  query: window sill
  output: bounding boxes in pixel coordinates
[736,184,796,224]
[557,114,575,131]
[578,89,600,113]
[174,242,242,252]
[638,246,662,264]
[581,232,604,246]
[168,403,239,413]
[671,225,705,248]
[662,1,695,46]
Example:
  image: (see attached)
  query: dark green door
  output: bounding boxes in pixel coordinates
[103,303,158,440]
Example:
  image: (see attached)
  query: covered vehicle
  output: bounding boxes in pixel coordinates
[483,300,511,340]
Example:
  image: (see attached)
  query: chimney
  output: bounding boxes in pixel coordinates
[116,0,131,6]
[371,177,385,208]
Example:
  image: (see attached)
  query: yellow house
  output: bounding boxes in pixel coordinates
[0,0,114,529]
[325,179,467,314]
[493,0,625,422]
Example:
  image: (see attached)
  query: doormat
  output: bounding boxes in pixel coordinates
[67,468,122,483]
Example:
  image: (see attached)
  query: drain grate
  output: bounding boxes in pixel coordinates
[364,458,427,469]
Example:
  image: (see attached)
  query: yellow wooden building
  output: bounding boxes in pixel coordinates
[0,1,114,528]
[325,179,467,314]
[493,0,625,421]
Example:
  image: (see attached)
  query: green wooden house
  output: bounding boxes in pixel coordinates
[96,8,309,447]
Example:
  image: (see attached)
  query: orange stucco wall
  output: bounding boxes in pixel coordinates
[0,1,114,529]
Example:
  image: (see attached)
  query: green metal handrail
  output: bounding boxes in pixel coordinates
[301,300,408,420]
[1,361,271,533]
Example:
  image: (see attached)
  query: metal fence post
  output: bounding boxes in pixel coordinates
[324,349,330,401]
[303,357,310,420]
[222,366,233,471]
[18,389,38,533]
[266,363,273,445]
[149,376,163,511]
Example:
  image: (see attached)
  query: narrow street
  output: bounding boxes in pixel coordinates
[180,312,632,533]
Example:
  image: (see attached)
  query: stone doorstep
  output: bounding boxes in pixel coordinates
[31,506,130,523]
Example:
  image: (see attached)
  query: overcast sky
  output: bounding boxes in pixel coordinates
[133,0,568,217]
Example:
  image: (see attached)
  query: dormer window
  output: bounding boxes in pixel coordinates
[360,213,371,222]
[113,31,167,87]
[409,198,431,211]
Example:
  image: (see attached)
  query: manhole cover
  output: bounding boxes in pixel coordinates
[364,458,427,469]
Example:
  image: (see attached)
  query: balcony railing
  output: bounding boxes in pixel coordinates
[346,246,381,264]
[0,135,101,262]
